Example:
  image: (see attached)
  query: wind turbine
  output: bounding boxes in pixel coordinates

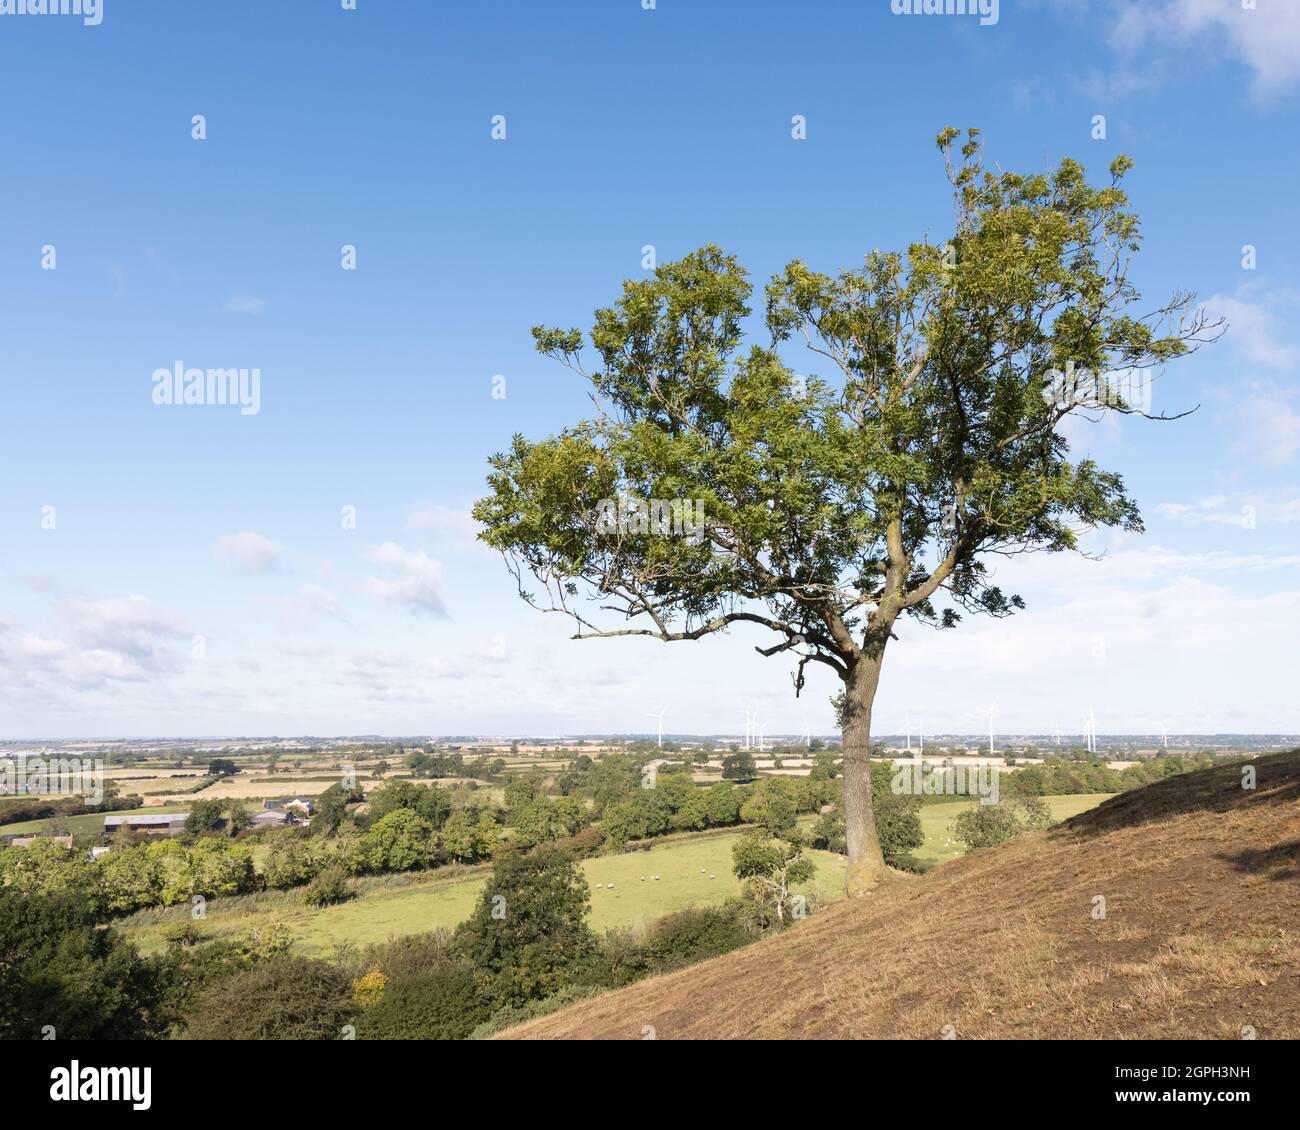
[756,719,768,753]
[744,702,756,751]
[800,712,812,749]
[982,702,997,757]
[643,705,667,749]
[904,710,912,754]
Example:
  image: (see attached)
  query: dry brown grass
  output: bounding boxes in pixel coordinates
[501,750,1300,1040]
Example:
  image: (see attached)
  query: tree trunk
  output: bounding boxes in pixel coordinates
[842,657,886,895]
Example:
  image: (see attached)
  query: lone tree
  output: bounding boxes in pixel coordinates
[474,128,1218,893]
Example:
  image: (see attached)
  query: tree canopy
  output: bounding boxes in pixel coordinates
[475,127,1217,888]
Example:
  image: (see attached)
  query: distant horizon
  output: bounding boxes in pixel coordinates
[3,731,1296,745]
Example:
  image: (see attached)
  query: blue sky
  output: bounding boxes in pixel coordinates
[1,0,1297,739]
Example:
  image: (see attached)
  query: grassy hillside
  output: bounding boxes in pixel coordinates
[499,751,1300,1040]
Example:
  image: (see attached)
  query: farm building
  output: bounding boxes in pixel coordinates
[264,797,314,814]
[249,808,291,829]
[103,813,189,836]
[0,832,74,849]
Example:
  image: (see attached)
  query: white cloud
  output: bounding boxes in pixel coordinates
[224,293,266,315]
[1111,0,1300,96]
[1197,287,1300,465]
[67,596,191,662]
[364,542,449,617]
[216,532,283,574]
[1235,386,1300,466]
[1153,494,1242,526]
[16,633,67,659]
[1155,490,1300,527]
[329,643,512,704]
[298,584,349,622]
[1010,544,1300,585]
[878,543,1300,732]
[0,595,192,692]
[1204,287,1300,371]
[405,503,486,553]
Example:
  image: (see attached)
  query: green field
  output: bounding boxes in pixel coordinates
[903,792,1111,869]
[121,832,847,957]
[115,794,1109,956]
[0,805,189,837]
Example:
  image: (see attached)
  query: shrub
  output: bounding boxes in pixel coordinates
[584,927,649,988]
[732,833,815,927]
[154,939,255,1028]
[453,846,597,1008]
[302,865,352,907]
[356,962,487,1040]
[262,833,325,890]
[809,809,846,854]
[953,803,1020,850]
[185,799,225,834]
[602,792,673,848]
[1015,794,1053,830]
[357,810,437,875]
[438,809,499,864]
[873,789,924,861]
[641,901,758,972]
[954,797,1053,851]
[467,985,602,1041]
[185,839,257,900]
[739,779,802,837]
[354,930,455,983]
[181,956,357,1040]
[162,920,202,948]
[510,796,587,850]
[238,922,294,961]
[352,969,389,1008]
[0,889,168,1040]
[550,824,606,859]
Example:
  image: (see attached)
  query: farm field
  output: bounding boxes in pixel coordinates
[101,767,207,782]
[146,775,500,805]
[121,832,847,957]
[904,792,1111,870]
